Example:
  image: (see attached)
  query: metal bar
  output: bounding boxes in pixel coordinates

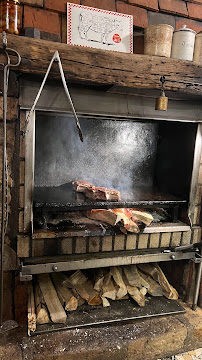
[0,53,9,327]
[188,123,202,226]
[20,251,195,276]
[192,248,202,310]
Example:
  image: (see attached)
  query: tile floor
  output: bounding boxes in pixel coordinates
[158,348,202,360]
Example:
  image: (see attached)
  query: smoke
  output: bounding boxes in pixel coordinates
[35,115,158,193]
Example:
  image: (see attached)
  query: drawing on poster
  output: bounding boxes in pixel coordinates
[67,3,133,53]
[78,13,123,45]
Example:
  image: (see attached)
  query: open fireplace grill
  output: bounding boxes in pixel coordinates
[18,80,202,335]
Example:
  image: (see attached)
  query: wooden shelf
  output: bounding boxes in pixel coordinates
[1,34,202,96]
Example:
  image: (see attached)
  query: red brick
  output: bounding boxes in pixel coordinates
[45,0,80,13]
[187,0,202,4]
[159,0,188,16]
[21,0,43,6]
[176,18,202,33]
[116,2,148,28]
[23,6,60,35]
[128,0,158,11]
[188,2,202,20]
[81,0,116,11]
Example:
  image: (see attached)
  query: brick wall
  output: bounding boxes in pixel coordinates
[19,0,202,53]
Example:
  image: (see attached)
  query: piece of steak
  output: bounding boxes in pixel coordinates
[72,180,94,193]
[85,186,121,201]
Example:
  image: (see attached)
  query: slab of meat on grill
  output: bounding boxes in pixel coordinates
[72,180,94,193]
[85,187,121,201]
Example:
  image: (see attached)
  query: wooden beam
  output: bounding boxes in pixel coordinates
[1,34,202,95]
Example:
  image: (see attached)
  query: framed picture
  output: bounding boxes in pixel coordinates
[67,3,133,53]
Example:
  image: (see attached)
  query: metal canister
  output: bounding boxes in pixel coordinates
[171,25,196,61]
[193,31,202,65]
[144,24,174,58]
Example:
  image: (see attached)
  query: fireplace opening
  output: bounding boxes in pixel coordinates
[33,112,197,233]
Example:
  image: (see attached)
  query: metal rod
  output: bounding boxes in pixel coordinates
[192,247,202,311]
[25,51,83,142]
[0,53,9,327]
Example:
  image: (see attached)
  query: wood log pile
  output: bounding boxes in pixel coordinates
[28,263,178,334]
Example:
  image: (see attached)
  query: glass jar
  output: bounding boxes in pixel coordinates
[0,0,21,35]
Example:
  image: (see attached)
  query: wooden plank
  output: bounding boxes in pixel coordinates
[2,34,202,95]
[37,274,67,323]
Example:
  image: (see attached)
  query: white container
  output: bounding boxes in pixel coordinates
[193,31,202,65]
[171,25,196,61]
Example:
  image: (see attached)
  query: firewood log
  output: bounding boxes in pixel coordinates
[94,269,104,292]
[69,270,88,286]
[138,270,163,297]
[102,273,117,300]
[101,296,110,307]
[153,264,178,300]
[123,265,150,289]
[131,210,153,226]
[137,263,159,282]
[27,282,36,335]
[122,274,145,306]
[75,284,90,302]
[34,282,50,324]
[56,272,73,288]
[38,274,67,324]
[72,288,85,306]
[87,209,122,226]
[51,273,78,311]
[84,280,102,305]
[110,266,127,298]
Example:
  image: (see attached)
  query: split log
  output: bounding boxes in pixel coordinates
[72,288,85,306]
[123,265,150,289]
[38,274,67,323]
[137,263,159,282]
[51,273,78,311]
[69,270,88,286]
[27,282,36,335]
[110,266,127,298]
[131,210,153,226]
[94,269,104,292]
[85,280,102,305]
[101,296,110,307]
[153,264,178,300]
[138,270,163,297]
[87,209,122,226]
[102,273,117,300]
[55,272,73,289]
[34,282,50,324]
[123,274,145,307]
[75,284,90,302]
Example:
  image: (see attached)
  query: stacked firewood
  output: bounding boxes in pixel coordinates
[27,263,178,334]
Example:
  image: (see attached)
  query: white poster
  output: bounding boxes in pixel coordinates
[67,3,133,53]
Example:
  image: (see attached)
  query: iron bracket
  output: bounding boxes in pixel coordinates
[191,253,202,264]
